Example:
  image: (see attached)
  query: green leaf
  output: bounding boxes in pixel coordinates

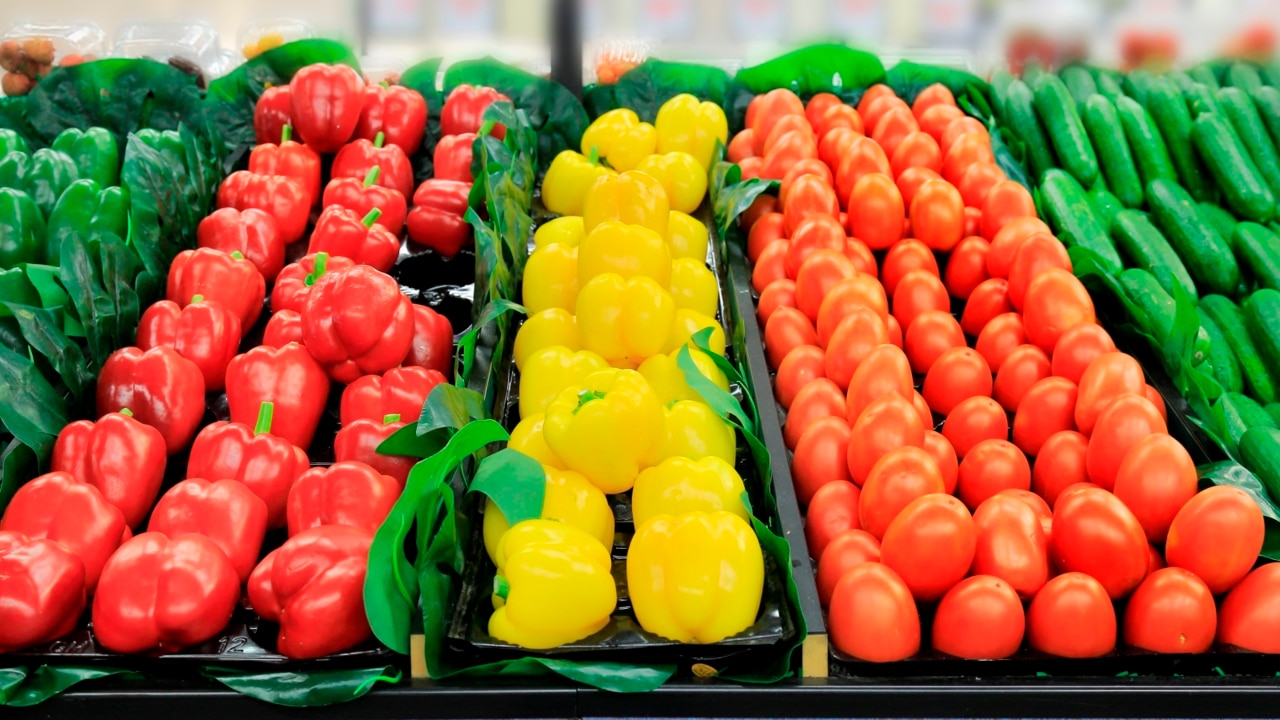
[583,58,730,122]
[0,667,24,704]
[0,436,35,517]
[0,343,67,460]
[453,298,525,389]
[468,448,545,526]
[0,666,141,707]
[447,657,677,693]
[202,665,400,707]
[1199,461,1280,560]
[712,167,778,238]
[121,133,198,276]
[2,302,93,401]
[724,43,887,132]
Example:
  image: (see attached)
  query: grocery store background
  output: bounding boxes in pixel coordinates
[2,0,1279,83]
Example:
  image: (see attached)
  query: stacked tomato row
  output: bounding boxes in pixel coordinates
[735,83,1273,661]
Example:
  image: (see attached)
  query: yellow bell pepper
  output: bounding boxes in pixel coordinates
[519,346,610,420]
[632,457,749,528]
[578,220,672,288]
[582,170,670,236]
[542,149,616,217]
[635,152,708,215]
[489,520,617,649]
[669,258,718,317]
[522,243,578,314]
[514,309,579,371]
[576,273,677,368]
[626,511,764,644]
[507,413,564,469]
[484,465,615,565]
[655,94,729,172]
[542,369,665,494]
[666,211,709,262]
[665,309,727,357]
[661,400,736,465]
[636,347,728,406]
[581,108,658,172]
[533,216,585,251]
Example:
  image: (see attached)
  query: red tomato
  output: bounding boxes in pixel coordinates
[896,167,943,211]
[783,377,845,450]
[1028,572,1117,658]
[1051,323,1117,385]
[974,312,1027,370]
[756,278,797,327]
[795,249,857,321]
[993,344,1052,412]
[957,439,1031,510]
[1032,431,1089,508]
[751,239,789,293]
[848,173,904,251]
[904,310,965,374]
[764,306,818,370]
[857,84,897,116]
[957,162,1006,208]
[760,131,818,180]
[872,106,920,159]
[828,562,921,662]
[945,236,991,300]
[886,314,903,348]
[818,127,859,171]
[836,138,892,208]
[925,430,959,494]
[747,212,786,264]
[740,193,778,233]
[912,83,957,118]
[844,238,877,276]
[1165,486,1265,594]
[785,215,846,279]
[762,113,814,158]
[922,346,993,416]
[774,344,825,409]
[918,103,965,141]
[783,174,840,237]
[959,278,1013,336]
[1148,543,1167,575]
[979,180,1036,240]
[882,240,940,296]
[825,307,890,391]
[1086,394,1168,491]
[805,92,843,129]
[892,269,950,332]
[862,95,910,136]
[815,103,864,139]
[1218,564,1280,653]
[1123,567,1216,654]
[1050,485,1149,599]
[943,396,1009,459]
[910,179,965,252]
[793,416,852,505]
[1075,352,1145,436]
[1011,376,1079,456]
[963,206,981,237]
[859,446,945,539]
[1022,269,1096,353]
[932,575,1025,660]
[844,344,914,421]
[816,529,881,607]
[881,493,976,601]
[728,129,757,162]
[941,116,990,154]
[942,133,995,185]
[1007,236,1072,311]
[986,218,1051,278]
[806,480,861,558]
[847,393,926,486]
[779,159,835,208]
[1145,384,1167,424]
[750,88,805,155]
[971,495,1050,599]
[911,391,934,428]
[738,156,763,180]
[998,487,1054,542]
[817,275,890,345]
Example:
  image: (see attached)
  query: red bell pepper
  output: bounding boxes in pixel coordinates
[249,125,322,208]
[433,132,476,182]
[0,471,127,592]
[263,309,305,348]
[286,460,400,536]
[0,531,85,653]
[339,365,445,425]
[226,343,330,450]
[197,207,286,282]
[306,205,400,272]
[404,304,454,376]
[331,133,415,200]
[247,525,373,659]
[333,415,414,485]
[52,409,167,527]
[96,348,205,456]
[91,532,239,654]
[353,83,428,155]
[167,247,266,330]
[254,85,293,146]
[147,478,268,582]
[187,401,311,530]
[441,84,510,138]
[406,179,472,257]
[217,170,310,244]
[137,297,242,391]
[271,252,356,314]
[321,167,407,236]
[289,63,365,154]
[301,264,414,383]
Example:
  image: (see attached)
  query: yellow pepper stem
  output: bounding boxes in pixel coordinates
[493,575,510,600]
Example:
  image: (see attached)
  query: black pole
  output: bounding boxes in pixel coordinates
[550,0,582,98]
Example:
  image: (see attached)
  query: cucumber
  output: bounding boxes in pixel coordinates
[1039,169,1123,272]
[1167,71,1196,92]
[1218,87,1280,212]
[1228,62,1265,93]
[1022,61,1045,87]
[1198,202,1239,245]
[1267,403,1280,426]
[1192,112,1277,222]
[1061,66,1098,107]
[1118,268,1211,364]
[1147,179,1243,295]
[1185,82,1225,117]
[1250,86,1280,162]
[1096,71,1127,102]
[1115,96,1179,193]
[1197,306,1245,395]
[1125,69,1156,104]
[1245,289,1280,392]
[1263,60,1280,88]
[1201,294,1279,404]
[1144,77,1219,203]
[1033,74,1100,187]
[1190,63,1222,90]
[1219,392,1278,454]
[1234,223,1280,291]
[1088,184,1124,232]
[1082,95,1144,208]
[1111,209,1198,299]
[1004,80,1058,182]
[1240,426,1280,503]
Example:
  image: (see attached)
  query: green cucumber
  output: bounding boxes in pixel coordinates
[1218,87,1280,212]
[1022,61,1045,87]
[1118,268,1210,364]
[1061,66,1098,107]
[990,69,1015,122]
[1190,63,1223,90]
[1124,69,1156,104]
[1004,79,1058,182]
[1144,77,1219,203]
[1115,96,1179,193]
[1111,209,1198,299]
[1267,403,1280,426]
[1198,202,1239,245]
[1201,294,1279,404]
[1227,62,1265,93]
[1082,95,1144,208]
[1263,60,1280,87]
[1039,169,1122,272]
[1147,178,1243,295]
[1250,86,1280,162]
[1218,392,1277,454]
[1034,74,1100,187]
[1234,223,1280,291]
[1197,307,1245,395]
[1185,82,1225,117]
[1192,112,1277,222]
[1167,71,1196,92]
[1245,289,1280,395]
[1088,184,1125,232]
[1240,426,1280,503]
[1096,71,1126,102]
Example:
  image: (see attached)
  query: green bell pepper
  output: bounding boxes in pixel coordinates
[134,129,191,193]
[23,149,79,219]
[45,179,130,263]
[0,188,47,267]
[0,151,28,190]
[52,127,119,189]
[0,130,29,159]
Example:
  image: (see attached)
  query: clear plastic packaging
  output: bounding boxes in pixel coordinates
[0,22,106,96]
[589,39,649,85]
[238,19,315,61]
[112,21,222,85]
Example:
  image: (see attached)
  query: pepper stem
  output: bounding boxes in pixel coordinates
[374,132,385,148]
[363,166,381,188]
[304,252,329,287]
[118,408,133,417]
[255,402,274,435]
[191,294,204,304]
[588,146,600,165]
[281,125,292,144]
[574,389,606,414]
[383,413,401,425]
[493,575,510,600]
[362,208,383,228]
[230,251,245,260]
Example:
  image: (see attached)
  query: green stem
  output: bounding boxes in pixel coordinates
[230,251,244,260]
[191,294,204,304]
[363,165,381,188]
[254,402,274,435]
[362,208,383,228]
[574,389,606,414]
[281,125,292,144]
[118,408,133,417]
[588,145,600,165]
[374,132,385,149]
[493,575,510,600]
[304,252,329,287]
[383,413,401,425]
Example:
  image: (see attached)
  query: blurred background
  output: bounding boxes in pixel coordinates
[2,0,1278,86]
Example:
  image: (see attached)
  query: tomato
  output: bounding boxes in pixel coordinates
[779,159,835,208]
[881,240,939,296]
[751,239,789,293]
[844,343,914,421]
[728,129,757,163]
[1012,376,1079,455]
[986,218,1051,278]
[783,377,845,450]
[1007,236,1072,312]
[924,430,958,494]
[959,278,1013,336]
[747,212,786,264]
[750,88,805,155]
[945,236,991,300]
[828,562,921,662]
[922,346,993,416]
[993,344,1052,412]
[765,114,816,155]
[979,180,1037,240]
[785,215,846,279]
[912,83,957,118]
[974,312,1026,370]
[957,439,1031,510]
[943,396,1009,458]
[1148,543,1166,575]
[1050,485,1149,599]
[740,193,778,234]
[859,446,946,540]
[848,173,904,251]
[815,103,864,139]
[1032,431,1089,508]
[886,315,903,348]
[862,95,910,136]
[836,137,892,208]
[805,92,843,129]
[896,167,943,211]
[857,84,897,116]
[848,393,926,486]
[738,156,763,180]
[844,238,877,276]
[756,278,797,327]
[794,249,857,322]
[764,306,817,370]
[825,307,890,391]
[774,344,825,409]
[881,493,976,601]
[892,269,950,333]
[872,106,920,159]
[1051,323,1117,385]
[1027,572,1117,658]
[910,179,965,252]
[1218,564,1280,653]
[941,116,990,154]
[1144,385,1167,423]
[806,479,861,558]
[918,103,965,141]
[783,174,839,237]
[816,529,881,607]
[760,131,818,180]
[793,416,852,505]
[970,495,1049,599]
[932,575,1026,660]
[957,162,1006,208]
[906,389,931,426]
[819,127,860,170]
[1086,393,1168,491]
[903,310,965,375]
[1165,486,1265,594]
[1075,352,1145,436]
[942,133,995,185]
[1022,269,1096,353]
[1123,567,1216,654]
[998,487,1054,542]
[817,275,890,345]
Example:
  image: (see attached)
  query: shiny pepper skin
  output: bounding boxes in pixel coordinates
[578,220,672,287]
[661,400,737,464]
[582,170,670,235]
[147,478,268,582]
[225,343,330,450]
[137,298,242,391]
[404,304,454,376]
[482,465,615,565]
[441,84,510,137]
[197,207,286,282]
[217,170,310,244]
[635,151,708,215]
[166,247,266,330]
[96,347,205,456]
[53,410,167,527]
[654,93,729,171]
[306,205,400,272]
[334,415,415,485]
[540,150,616,217]
[576,273,677,368]
[632,456,749,528]
[507,413,563,469]
[254,85,293,146]
[249,125,322,207]
[289,63,365,153]
[635,347,729,406]
[513,308,579,371]
[517,345,610,420]
[340,365,447,425]
[322,167,407,237]
[301,264,414,383]
[522,242,579,314]
[286,460,401,536]
[331,134,415,200]
[353,83,428,156]
[0,531,85,653]
[263,309,305,348]
[271,252,357,314]
[434,132,476,182]
[666,210,710,261]
[406,179,472,258]
[580,108,657,172]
